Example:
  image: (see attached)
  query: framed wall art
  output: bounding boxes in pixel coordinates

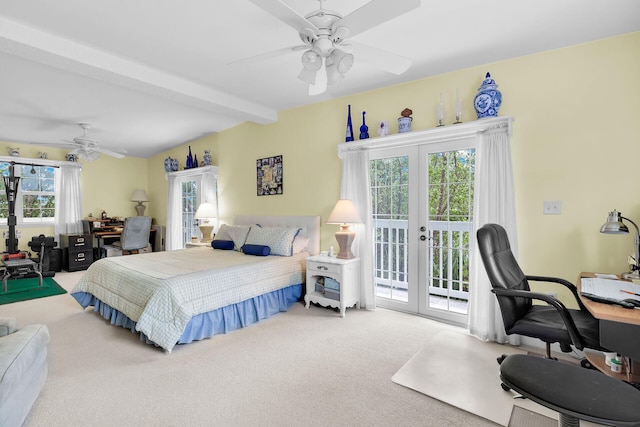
[257,155,283,196]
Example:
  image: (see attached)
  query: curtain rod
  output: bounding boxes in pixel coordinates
[9,161,59,169]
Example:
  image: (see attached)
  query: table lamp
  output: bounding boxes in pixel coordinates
[130,189,149,216]
[327,199,362,259]
[195,202,217,243]
[600,209,640,279]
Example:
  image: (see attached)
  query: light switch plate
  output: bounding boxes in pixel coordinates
[543,200,562,215]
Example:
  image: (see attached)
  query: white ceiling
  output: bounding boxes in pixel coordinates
[0,0,638,158]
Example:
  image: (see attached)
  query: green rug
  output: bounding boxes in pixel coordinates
[0,277,67,305]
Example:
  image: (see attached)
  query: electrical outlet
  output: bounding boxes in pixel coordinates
[543,200,562,215]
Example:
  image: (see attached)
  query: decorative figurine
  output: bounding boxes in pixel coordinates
[6,147,19,157]
[398,108,413,133]
[378,121,390,137]
[474,72,502,119]
[38,152,48,159]
[66,153,77,162]
[345,105,354,142]
[359,111,369,140]
[202,150,212,166]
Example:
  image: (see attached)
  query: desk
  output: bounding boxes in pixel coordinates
[579,272,640,383]
[93,227,157,254]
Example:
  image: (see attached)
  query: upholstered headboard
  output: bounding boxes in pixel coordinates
[233,215,320,256]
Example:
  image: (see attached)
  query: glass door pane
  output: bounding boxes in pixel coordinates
[422,147,475,323]
[181,180,198,247]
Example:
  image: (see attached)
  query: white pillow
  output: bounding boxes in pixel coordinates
[292,235,310,254]
[214,224,251,251]
[244,226,301,256]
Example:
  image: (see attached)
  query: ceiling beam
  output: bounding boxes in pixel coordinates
[0,17,278,125]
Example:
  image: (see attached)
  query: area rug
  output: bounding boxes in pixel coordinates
[0,277,67,305]
[392,330,558,426]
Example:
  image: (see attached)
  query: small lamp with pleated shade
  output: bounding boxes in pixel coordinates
[327,199,362,259]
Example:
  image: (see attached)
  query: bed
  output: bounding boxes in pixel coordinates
[71,215,320,352]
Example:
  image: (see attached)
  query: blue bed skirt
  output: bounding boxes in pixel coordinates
[71,283,303,349]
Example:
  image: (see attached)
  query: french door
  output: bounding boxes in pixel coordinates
[370,138,475,325]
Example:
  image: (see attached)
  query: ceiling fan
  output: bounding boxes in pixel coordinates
[54,123,127,161]
[245,0,420,95]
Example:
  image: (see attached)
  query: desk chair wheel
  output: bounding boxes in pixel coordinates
[497,354,507,365]
[500,382,511,392]
[580,358,597,370]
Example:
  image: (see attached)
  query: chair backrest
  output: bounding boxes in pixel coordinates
[120,216,152,251]
[476,223,532,331]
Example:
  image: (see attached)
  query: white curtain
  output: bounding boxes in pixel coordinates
[54,164,83,238]
[166,173,182,250]
[468,125,519,344]
[339,150,375,309]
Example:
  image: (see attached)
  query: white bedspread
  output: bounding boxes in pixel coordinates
[72,248,307,351]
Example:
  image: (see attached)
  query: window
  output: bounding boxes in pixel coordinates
[0,163,56,225]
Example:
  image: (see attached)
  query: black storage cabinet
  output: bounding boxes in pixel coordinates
[60,233,93,272]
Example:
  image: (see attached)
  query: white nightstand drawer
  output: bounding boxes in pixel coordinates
[307,261,340,275]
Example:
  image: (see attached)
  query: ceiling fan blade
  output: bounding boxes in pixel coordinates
[333,0,421,38]
[228,45,306,66]
[248,0,318,33]
[95,147,127,158]
[349,41,412,75]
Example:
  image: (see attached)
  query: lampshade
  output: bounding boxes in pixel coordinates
[130,189,149,216]
[195,202,217,243]
[600,210,629,234]
[327,199,362,259]
[195,202,217,220]
[327,199,362,225]
[130,189,149,202]
[600,209,640,279]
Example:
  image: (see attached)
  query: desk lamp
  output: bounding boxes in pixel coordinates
[195,202,217,243]
[130,189,149,216]
[600,209,640,279]
[327,199,362,259]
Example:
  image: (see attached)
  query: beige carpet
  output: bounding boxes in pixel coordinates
[392,330,560,426]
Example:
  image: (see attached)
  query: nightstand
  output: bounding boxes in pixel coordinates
[305,255,360,318]
[185,241,211,248]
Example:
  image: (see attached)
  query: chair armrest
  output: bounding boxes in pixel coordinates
[525,275,587,311]
[492,288,585,350]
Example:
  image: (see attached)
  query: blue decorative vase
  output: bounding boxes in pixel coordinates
[359,111,369,140]
[164,157,173,172]
[345,105,354,142]
[164,156,179,172]
[473,72,502,119]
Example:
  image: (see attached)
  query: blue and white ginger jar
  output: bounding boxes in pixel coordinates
[474,72,502,119]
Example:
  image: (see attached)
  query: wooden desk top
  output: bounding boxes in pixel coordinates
[578,272,640,326]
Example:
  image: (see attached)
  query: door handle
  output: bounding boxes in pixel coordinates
[420,235,427,241]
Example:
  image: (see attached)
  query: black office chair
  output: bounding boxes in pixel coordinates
[476,223,607,359]
[113,216,151,255]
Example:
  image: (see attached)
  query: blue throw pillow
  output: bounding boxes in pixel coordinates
[212,240,234,250]
[242,244,271,256]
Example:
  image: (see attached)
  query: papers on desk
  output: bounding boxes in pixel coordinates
[581,277,640,301]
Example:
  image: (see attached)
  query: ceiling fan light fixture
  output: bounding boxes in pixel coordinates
[329,48,354,75]
[301,49,322,71]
